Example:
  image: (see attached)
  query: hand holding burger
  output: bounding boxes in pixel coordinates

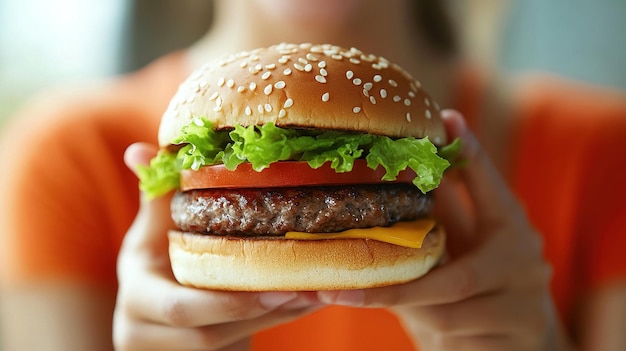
[317,111,571,351]
[139,43,461,291]
[115,143,323,350]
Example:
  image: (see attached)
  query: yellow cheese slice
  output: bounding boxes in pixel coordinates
[285,218,436,249]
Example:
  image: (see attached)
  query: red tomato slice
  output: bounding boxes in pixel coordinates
[180,160,416,190]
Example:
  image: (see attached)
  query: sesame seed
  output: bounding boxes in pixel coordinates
[406,112,412,122]
[264,84,273,95]
[369,96,377,105]
[227,79,235,88]
[278,108,287,118]
[274,81,286,89]
[393,95,401,102]
[380,89,387,98]
[349,58,361,64]
[249,82,257,91]
[434,101,440,110]
[283,98,294,109]
[217,77,225,87]
[264,104,272,112]
[360,54,376,62]
[304,64,312,72]
[434,136,442,144]
[208,91,219,101]
[320,68,328,76]
[278,56,290,64]
[265,64,276,70]
[425,98,431,106]
[240,61,248,68]
[318,61,327,68]
[388,79,398,87]
[426,110,432,119]
[262,71,272,80]
[254,63,263,71]
[245,106,252,116]
[363,82,373,90]
[298,57,308,64]
[215,97,223,107]
[350,47,363,55]
[353,78,362,86]
[353,106,361,113]
[257,105,264,113]
[294,63,304,71]
[346,70,354,79]
[408,91,416,98]
[404,99,411,106]
[331,54,343,60]
[363,89,369,97]
[213,105,222,112]
[192,117,203,126]
[283,68,292,75]
[322,92,330,102]
[237,86,246,93]
[200,80,208,88]
[315,75,327,83]
[306,53,319,61]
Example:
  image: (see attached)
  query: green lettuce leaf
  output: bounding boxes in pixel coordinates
[138,118,460,198]
[137,150,180,198]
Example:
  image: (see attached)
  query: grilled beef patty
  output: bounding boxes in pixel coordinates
[171,183,432,236]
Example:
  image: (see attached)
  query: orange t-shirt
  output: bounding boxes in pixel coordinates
[1,53,625,350]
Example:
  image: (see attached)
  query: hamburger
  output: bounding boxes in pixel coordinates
[139,43,460,291]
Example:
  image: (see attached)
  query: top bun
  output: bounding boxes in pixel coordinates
[159,43,446,147]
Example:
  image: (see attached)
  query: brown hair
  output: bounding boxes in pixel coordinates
[413,1,458,55]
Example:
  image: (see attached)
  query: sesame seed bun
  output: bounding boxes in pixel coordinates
[160,43,449,291]
[168,225,445,291]
[159,42,447,147]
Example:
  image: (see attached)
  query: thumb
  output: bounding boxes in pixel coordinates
[119,143,175,271]
[124,142,157,179]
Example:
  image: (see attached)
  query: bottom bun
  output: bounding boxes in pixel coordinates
[168,225,445,291]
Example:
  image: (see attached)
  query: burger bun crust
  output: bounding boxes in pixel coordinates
[159,43,447,147]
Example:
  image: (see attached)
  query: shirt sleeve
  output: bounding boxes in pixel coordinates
[0,88,144,290]
[512,76,626,297]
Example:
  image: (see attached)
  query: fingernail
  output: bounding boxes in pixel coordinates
[281,295,321,310]
[318,290,365,307]
[258,292,298,309]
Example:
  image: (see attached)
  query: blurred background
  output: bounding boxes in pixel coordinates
[0,0,625,348]
[1,0,625,129]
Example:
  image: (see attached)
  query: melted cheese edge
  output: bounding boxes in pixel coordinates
[285,218,436,249]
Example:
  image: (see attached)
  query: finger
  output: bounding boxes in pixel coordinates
[119,142,175,273]
[120,268,302,327]
[434,177,477,257]
[124,142,158,176]
[394,292,531,337]
[117,187,174,276]
[115,302,317,350]
[318,242,513,307]
[440,110,519,224]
